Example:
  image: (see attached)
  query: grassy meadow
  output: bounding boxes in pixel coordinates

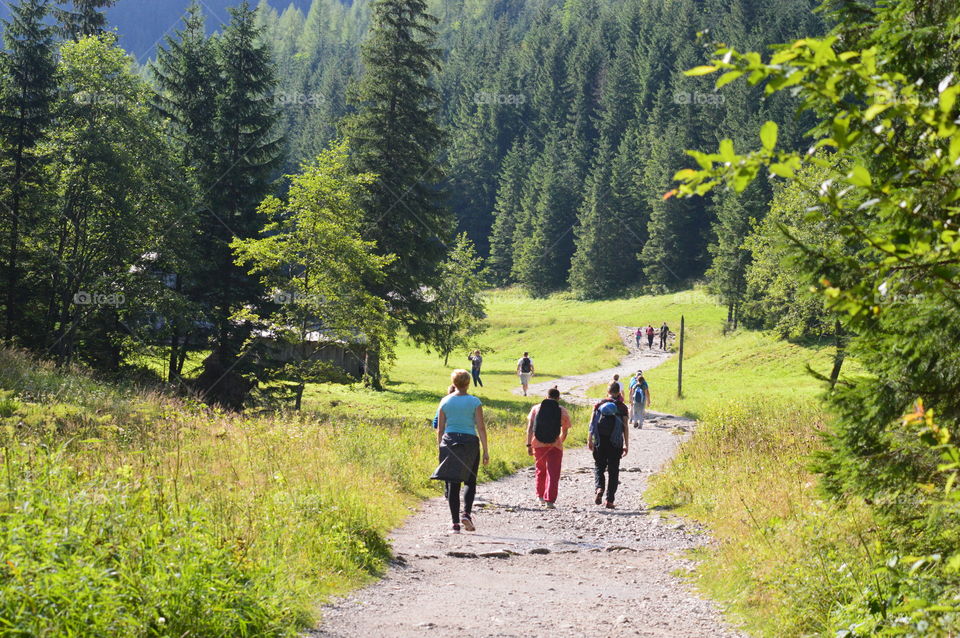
[0,287,851,636]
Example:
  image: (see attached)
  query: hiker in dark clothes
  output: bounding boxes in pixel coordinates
[589,383,629,508]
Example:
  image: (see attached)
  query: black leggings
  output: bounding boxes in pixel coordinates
[446,481,477,524]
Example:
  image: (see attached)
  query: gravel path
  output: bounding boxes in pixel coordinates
[308,330,743,638]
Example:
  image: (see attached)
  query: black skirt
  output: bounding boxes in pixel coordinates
[431,432,480,484]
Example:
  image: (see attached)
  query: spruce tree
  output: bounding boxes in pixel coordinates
[568,138,623,299]
[150,2,221,381]
[0,0,56,341]
[150,2,219,183]
[512,134,578,297]
[53,0,116,40]
[487,137,531,285]
[194,0,283,407]
[341,0,451,345]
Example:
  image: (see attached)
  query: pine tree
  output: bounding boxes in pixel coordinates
[640,110,704,290]
[706,186,765,327]
[150,2,219,182]
[512,134,578,297]
[0,0,57,341]
[150,2,221,382]
[53,0,116,40]
[193,0,284,407]
[341,0,451,346]
[568,138,624,298]
[609,124,648,286]
[487,137,531,285]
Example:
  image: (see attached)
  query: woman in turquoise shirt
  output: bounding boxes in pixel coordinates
[434,369,489,534]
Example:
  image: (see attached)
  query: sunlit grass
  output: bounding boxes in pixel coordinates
[648,401,876,636]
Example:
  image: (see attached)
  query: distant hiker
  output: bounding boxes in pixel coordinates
[468,350,484,388]
[432,384,457,429]
[589,383,629,508]
[432,370,490,534]
[645,324,655,349]
[517,351,534,396]
[611,374,624,402]
[659,322,669,350]
[629,371,651,428]
[635,327,643,348]
[526,387,572,508]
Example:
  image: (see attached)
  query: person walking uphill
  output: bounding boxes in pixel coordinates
[629,371,651,428]
[589,384,629,508]
[431,370,489,534]
[517,352,534,396]
[659,322,669,350]
[468,350,483,388]
[645,324,655,349]
[526,387,572,508]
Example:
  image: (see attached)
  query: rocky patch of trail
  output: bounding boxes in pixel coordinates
[309,330,742,638]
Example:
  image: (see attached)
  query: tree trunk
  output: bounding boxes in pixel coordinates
[5,138,25,341]
[829,319,846,389]
[294,382,304,411]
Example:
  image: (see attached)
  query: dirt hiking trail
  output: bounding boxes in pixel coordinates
[519,326,674,406]
[309,329,743,638]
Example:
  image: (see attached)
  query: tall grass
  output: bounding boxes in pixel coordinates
[649,401,879,636]
[0,348,547,635]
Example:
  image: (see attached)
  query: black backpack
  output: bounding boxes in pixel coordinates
[534,399,562,443]
[595,401,621,441]
[520,357,532,373]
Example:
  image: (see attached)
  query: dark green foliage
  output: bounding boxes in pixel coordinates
[341,0,451,344]
[0,0,56,342]
[568,139,624,298]
[510,134,579,297]
[258,0,823,297]
[674,0,960,627]
[38,35,192,368]
[189,1,283,407]
[53,0,116,40]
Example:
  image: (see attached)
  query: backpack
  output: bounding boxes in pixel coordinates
[646,326,655,335]
[534,399,562,443]
[595,401,621,441]
[520,357,532,373]
[632,382,645,404]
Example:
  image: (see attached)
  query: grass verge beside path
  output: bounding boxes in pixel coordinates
[0,348,542,636]
[648,401,879,637]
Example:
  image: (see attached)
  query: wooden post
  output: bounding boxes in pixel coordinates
[677,315,685,399]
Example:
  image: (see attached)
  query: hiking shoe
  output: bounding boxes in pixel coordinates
[605,502,615,509]
[449,524,461,534]
[460,515,475,532]
[545,501,556,509]
[594,489,603,505]
[538,497,546,505]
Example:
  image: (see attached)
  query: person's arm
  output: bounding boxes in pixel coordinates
[526,407,536,455]
[645,383,652,408]
[622,423,629,458]
[437,408,446,446]
[476,405,490,465]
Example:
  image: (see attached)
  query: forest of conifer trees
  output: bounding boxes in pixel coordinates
[0,0,829,400]
[257,0,823,306]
